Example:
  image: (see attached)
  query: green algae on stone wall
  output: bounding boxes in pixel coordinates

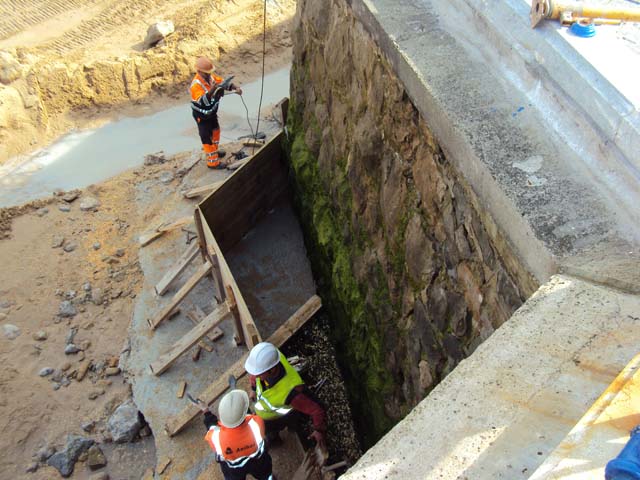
[287,0,530,449]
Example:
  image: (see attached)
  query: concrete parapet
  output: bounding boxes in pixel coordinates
[343,275,640,479]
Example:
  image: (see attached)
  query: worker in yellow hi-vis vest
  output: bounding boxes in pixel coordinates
[244,342,327,449]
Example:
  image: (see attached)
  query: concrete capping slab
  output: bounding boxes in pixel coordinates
[342,275,640,479]
[347,0,640,291]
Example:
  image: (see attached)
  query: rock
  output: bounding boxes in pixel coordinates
[62,191,80,203]
[47,435,94,478]
[63,242,78,253]
[64,290,77,300]
[88,389,105,400]
[80,340,91,351]
[139,425,152,437]
[0,50,23,84]
[53,383,61,391]
[51,236,65,248]
[107,356,119,368]
[112,271,125,282]
[110,289,122,299]
[60,377,71,387]
[107,399,141,443]
[51,369,64,382]
[60,362,71,371]
[55,289,64,296]
[76,361,91,381]
[3,324,20,339]
[92,242,101,251]
[59,301,77,318]
[36,208,49,217]
[79,197,100,211]
[26,462,38,473]
[143,151,166,166]
[83,282,92,292]
[64,344,81,355]
[158,171,174,184]
[0,300,11,309]
[36,445,56,462]
[39,367,54,377]
[91,288,104,305]
[65,327,77,344]
[143,21,175,48]
[0,312,6,322]
[58,204,71,213]
[81,421,95,432]
[114,248,125,258]
[87,445,107,470]
[105,367,120,376]
[33,330,48,341]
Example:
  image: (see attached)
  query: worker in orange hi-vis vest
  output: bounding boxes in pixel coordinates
[190,56,243,169]
[201,389,276,480]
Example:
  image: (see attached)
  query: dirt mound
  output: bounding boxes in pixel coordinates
[0,0,295,165]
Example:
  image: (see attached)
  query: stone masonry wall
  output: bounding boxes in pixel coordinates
[286,0,534,447]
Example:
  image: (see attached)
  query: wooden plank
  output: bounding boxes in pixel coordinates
[154,243,200,296]
[183,181,224,199]
[149,304,231,375]
[225,285,245,346]
[226,157,250,171]
[197,209,260,348]
[139,216,194,247]
[177,381,187,399]
[165,294,322,436]
[207,246,225,304]
[147,261,212,330]
[186,306,224,342]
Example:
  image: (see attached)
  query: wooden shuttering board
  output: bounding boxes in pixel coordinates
[198,131,288,252]
[165,294,322,436]
[149,304,231,375]
[139,215,193,247]
[183,180,224,199]
[147,260,212,330]
[196,208,261,348]
[154,242,200,296]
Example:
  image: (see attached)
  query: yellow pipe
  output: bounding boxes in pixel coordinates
[531,0,640,27]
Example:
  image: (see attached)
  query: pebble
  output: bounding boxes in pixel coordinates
[60,377,71,387]
[60,362,71,371]
[91,289,104,305]
[0,300,11,309]
[33,330,48,341]
[51,369,64,382]
[83,282,92,292]
[65,344,81,354]
[52,383,61,391]
[92,242,101,250]
[87,445,107,470]
[36,208,49,217]
[63,242,78,253]
[79,197,100,211]
[65,291,77,300]
[36,445,56,462]
[115,248,125,258]
[88,389,105,400]
[59,301,77,318]
[158,171,174,184]
[0,312,7,321]
[81,421,95,432]
[62,191,80,203]
[58,204,71,212]
[80,340,91,351]
[39,367,54,377]
[3,324,20,340]
[110,289,122,299]
[105,367,120,376]
[51,236,65,248]
[65,327,77,344]
[26,462,39,473]
[55,289,64,296]
[90,473,109,480]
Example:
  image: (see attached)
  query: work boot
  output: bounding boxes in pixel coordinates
[207,161,226,170]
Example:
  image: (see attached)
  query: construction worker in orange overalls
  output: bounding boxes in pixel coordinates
[190,57,243,169]
[201,389,275,480]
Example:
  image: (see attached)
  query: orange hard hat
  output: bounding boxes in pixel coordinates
[195,56,214,73]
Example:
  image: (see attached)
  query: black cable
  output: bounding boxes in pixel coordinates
[252,0,267,156]
[239,93,256,143]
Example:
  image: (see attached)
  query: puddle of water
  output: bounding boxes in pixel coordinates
[0,68,290,208]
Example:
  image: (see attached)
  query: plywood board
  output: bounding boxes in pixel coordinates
[164,294,322,436]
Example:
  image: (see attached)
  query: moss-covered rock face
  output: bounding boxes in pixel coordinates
[287,0,532,447]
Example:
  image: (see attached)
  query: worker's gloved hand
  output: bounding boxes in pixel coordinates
[309,430,326,450]
[235,87,243,95]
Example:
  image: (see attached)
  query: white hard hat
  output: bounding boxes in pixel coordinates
[244,342,280,375]
[218,389,249,428]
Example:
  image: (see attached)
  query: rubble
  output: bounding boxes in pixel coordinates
[39,367,54,377]
[46,435,94,478]
[59,301,77,318]
[33,330,48,341]
[86,445,107,470]
[107,399,141,443]
[80,197,100,211]
[63,242,78,253]
[64,344,81,354]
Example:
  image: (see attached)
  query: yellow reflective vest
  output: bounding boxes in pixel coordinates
[254,351,304,420]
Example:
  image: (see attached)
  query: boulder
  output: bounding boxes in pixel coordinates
[107,399,141,443]
[46,435,94,477]
[143,21,175,49]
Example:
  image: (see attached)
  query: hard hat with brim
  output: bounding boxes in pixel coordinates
[218,389,249,428]
[244,342,280,375]
[195,56,214,73]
